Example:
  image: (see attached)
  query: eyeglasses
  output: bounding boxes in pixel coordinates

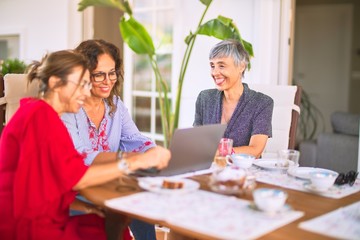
[68,80,92,90]
[91,70,118,82]
[335,170,358,186]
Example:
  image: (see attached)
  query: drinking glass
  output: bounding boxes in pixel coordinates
[278,149,300,169]
[218,138,233,157]
[212,138,233,169]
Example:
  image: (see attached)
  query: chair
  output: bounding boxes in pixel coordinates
[0,74,39,129]
[247,84,302,158]
[299,112,359,173]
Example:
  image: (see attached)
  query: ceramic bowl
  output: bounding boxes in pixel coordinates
[228,153,255,169]
[309,170,338,191]
[253,188,288,213]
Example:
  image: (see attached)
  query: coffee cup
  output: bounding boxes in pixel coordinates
[227,153,255,169]
[309,170,338,191]
[253,188,288,213]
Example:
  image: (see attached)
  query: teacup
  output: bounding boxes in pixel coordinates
[309,170,338,191]
[253,188,288,213]
[227,153,255,169]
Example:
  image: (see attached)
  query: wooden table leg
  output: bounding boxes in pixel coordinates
[105,210,131,240]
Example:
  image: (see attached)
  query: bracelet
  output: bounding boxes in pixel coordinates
[117,150,123,160]
[117,150,131,174]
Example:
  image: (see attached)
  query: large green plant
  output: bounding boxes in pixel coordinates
[78,0,253,147]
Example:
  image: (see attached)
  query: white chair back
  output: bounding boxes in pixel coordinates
[0,74,39,124]
[247,84,301,158]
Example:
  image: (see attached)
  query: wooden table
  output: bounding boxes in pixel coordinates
[80,174,360,240]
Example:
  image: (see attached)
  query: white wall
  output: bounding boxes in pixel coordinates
[0,0,83,63]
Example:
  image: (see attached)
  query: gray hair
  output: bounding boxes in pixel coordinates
[209,39,249,77]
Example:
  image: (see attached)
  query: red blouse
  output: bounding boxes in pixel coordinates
[0,98,106,240]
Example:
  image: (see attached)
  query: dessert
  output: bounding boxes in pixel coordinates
[162,179,184,189]
[210,167,247,194]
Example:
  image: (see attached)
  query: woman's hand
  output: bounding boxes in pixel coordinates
[129,146,171,171]
[70,198,105,218]
[84,205,105,218]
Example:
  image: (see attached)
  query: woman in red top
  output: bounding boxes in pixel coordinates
[0,50,170,240]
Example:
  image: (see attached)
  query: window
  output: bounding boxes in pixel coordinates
[124,0,174,145]
[0,35,20,62]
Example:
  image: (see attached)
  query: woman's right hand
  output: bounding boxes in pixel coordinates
[129,146,171,171]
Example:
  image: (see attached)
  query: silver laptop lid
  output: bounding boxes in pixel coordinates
[135,124,226,177]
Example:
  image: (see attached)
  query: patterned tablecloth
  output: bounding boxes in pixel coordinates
[299,200,360,239]
[250,166,360,199]
[105,190,304,240]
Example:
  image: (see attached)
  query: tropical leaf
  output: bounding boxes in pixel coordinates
[242,39,254,57]
[200,0,213,7]
[197,19,236,40]
[78,0,125,12]
[217,15,233,26]
[196,18,253,62]
[184,31,195,45]
[123,0,132,15]
[119,16,155,55]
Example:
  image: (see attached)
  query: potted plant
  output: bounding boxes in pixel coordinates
[1,58,27,76]
[296,86,325,144]
[0,58,27,134]
[78,0,254,147]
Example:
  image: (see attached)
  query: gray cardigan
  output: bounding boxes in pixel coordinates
[193,83,274,147]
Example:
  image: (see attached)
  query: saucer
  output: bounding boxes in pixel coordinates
[138,177,200,194]
[303,182,336,194]
[248,202,292,215]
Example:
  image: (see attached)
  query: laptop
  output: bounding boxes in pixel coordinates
[133,124,227,177]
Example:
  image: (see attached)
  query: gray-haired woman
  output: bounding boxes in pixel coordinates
[193,39,274,158]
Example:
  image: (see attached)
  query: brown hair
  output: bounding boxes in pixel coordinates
[74,39,123,116]
[27,50,88,97]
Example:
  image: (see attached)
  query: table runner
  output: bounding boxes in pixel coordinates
[251,167,360,199]
[105,190,303,239]
[299,200,360,239]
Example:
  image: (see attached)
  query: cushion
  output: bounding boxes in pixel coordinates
[331,111,360,136]
[248,84,299,154]
[1,74,39,123]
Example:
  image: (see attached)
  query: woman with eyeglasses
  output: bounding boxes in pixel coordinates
[61,39,159,240]
[0,50,171,239]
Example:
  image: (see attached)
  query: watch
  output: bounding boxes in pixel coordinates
[117,150,131,174]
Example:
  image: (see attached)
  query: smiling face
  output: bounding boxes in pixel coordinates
[90,53,117,99]
[210,56,245,91]
[57,66,91,114]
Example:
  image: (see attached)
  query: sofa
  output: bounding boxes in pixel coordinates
[299,111,360,173]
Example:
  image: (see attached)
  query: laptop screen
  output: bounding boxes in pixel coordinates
[133,124,227,177]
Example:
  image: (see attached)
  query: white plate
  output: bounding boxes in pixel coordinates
[253,159,295,171]
[303,182,337,194]
[138,177,200,194]
[288,167,338,180]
